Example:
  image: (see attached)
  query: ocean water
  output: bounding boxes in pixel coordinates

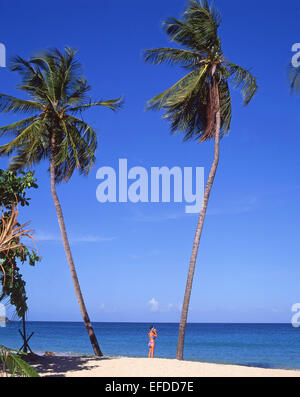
[0,322,300,370]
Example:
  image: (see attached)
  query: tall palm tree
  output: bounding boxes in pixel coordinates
[0,47,122,356]
[145,0,257,360]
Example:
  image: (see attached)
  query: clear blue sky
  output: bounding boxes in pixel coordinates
[0,0,299,323]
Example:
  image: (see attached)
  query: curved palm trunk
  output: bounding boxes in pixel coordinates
[50,135,103,357]
[176,84,221,360]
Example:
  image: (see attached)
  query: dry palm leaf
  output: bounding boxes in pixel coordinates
[0,203,36,288]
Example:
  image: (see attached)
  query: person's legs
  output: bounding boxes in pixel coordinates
[151,343,155,358]
[148,343,153,358]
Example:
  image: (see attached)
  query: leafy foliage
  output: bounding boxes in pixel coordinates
[0,169,37,208]
[0,204,35,292]
[0,170,40,318]
[0,345,39,377]
[0,47,123,182]
[144,0,257,142]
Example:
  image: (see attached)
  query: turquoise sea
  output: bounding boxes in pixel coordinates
[1,322,300,370]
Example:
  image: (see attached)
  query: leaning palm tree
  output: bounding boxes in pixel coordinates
[0,47,122,356]
[145,0,257,360]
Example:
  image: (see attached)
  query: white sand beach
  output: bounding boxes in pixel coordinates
[29,356,300,377]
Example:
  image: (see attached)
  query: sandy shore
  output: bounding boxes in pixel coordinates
[28,356,300,377]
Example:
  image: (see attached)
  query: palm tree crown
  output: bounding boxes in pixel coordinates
[145,0,257,142]
[0,47,122,181]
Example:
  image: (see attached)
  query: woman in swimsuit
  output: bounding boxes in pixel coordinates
[148,325,157,358]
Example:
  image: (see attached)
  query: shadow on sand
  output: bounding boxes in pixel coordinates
[23,354,112,377]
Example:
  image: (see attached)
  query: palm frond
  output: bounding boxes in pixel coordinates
[164,0,221,53]
[69,96,123,113]
[225,62,257,105]
[0,204,34,255]
[147,68,203,112]
[144,48,201,68]
[0,47,122,182]
[0,345,39,377]
[184,0,222,46]
[67,116,97,150]
[0,94,42,114]
[164,17,210,54]
[51,116,97,183]
[0,203,36,289]
[0,120,42,156]
[0,117,38,136]
[66,78,91,105]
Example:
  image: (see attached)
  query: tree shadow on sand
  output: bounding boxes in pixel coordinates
[23,354,112,377]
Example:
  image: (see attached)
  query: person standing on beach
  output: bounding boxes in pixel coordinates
[148,325,157,358]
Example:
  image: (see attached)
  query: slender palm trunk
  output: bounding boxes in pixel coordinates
[50,134,103,357]
[22,315,27,353]
[176,84,221,360]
